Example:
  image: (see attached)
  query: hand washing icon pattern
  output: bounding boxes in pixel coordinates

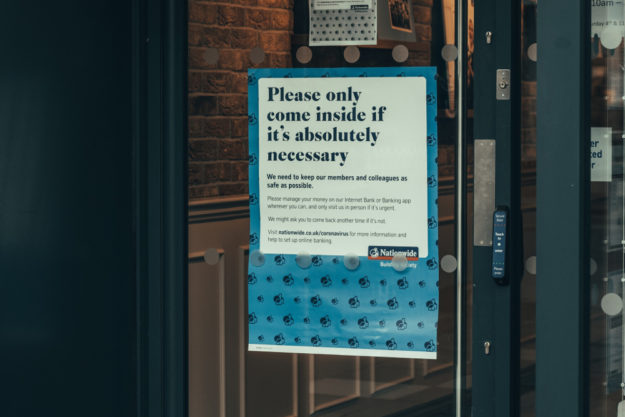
[247,252,439,356]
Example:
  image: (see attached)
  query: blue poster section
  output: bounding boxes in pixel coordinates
[247,67,438,358]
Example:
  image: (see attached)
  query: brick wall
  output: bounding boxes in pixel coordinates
[521,81,536,170]
[188,0,294,199]
[410,0,433,66]
[187,1,443,200]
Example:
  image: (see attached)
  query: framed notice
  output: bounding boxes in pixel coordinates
[309,1,377,46]
[388,0,412,32]
[311,0,372,10]
[247,67,438,359]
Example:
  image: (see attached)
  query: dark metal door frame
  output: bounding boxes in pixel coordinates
[536,2,590,417]
[135,0,188,416]
[472,0,522,416]
[473,1,592,417]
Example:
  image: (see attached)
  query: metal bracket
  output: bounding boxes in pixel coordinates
[496,69,510,100]
[473,140,496,246]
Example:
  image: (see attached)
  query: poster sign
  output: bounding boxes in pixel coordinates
[309,0,377,46]
[591,127,612,182]
[247,67,438,359]
[591,0,624,48]
[311,0,372,10]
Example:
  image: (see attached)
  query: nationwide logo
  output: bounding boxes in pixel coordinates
[368,246,419,261]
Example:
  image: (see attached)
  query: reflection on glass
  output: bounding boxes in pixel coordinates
[520,1,537,417]
[590,1,625,415]
[186,1,471,417]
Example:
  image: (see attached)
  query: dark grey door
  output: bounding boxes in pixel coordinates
[0,1,187,417]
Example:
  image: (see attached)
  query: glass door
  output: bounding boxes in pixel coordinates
[588,2,625,415]
[183,0,523,416]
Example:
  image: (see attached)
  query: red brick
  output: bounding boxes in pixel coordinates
[230,72,248,94]
[522,110,536,127]
[219,95,247,115]
[521,128,536,144]
[205,162,232,181]
[218,49,248,71]
[522,81,537,97]
[260,31,290,52]
[267,52,290,67]
[219,139,247,160]
[189,71,203,92]
[204,117,231,137]
[414,24,431,41]
[409,40,430,53]
[189,3,217,25]
[189,139,219,161]
[228,0,257,6]
[231,117,248,137]
[437,147,449,166]
[188,24,204,46]
[189,164,204,185]
[219,183,248,195]
[258,0,291,8]
[413,6,431,25]
[230,28,259,49]
[271,9,292,30]
[203,72,230,93]
[189,25,230,48]
[189,185,220,199]
[188,118,204,138]
[246,8,272,29]
[217,5,245,26]
[522,97,536,114]
[189,47,219,69]
[189,95,218,116]
[232,162,249,181]
[522,144,536,160]
[409,51,429,66]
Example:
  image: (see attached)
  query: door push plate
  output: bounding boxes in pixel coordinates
[496,69,510,100]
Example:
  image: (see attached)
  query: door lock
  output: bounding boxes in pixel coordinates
[496,69,511,100]
[484,341,491,355]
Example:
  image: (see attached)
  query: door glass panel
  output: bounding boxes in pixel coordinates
[520,1,537,416]
[186,1,471,416]
[589,2,625,414]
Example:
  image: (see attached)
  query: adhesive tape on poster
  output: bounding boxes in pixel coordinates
[391,254,408,272]
[250,250,265,267]
[343,254,360,271]
[600,26,623,49]
[296,252,312,269]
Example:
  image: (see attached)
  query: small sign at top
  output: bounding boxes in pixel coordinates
[311,0,373,11]
[591,127,612,182]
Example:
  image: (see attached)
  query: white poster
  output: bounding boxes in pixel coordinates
[257,76,428,257]
[309,0,377,46]
[247,67,439,359]
[311,0,372,10]
[591,127,613,182]
[591,1,624,48]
